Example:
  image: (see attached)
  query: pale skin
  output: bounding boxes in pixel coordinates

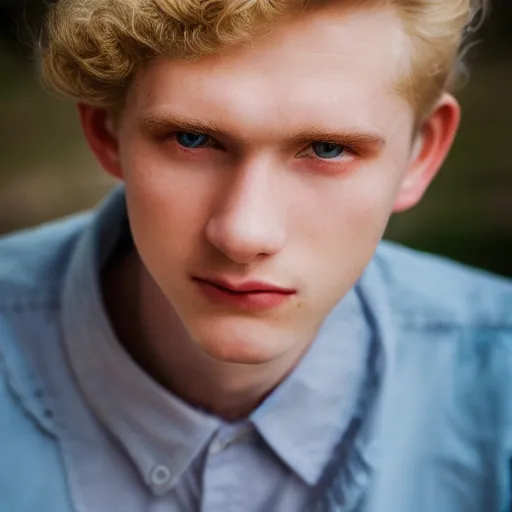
[80,5,460,420]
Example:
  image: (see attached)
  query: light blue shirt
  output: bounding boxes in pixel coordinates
[1,186,512,512]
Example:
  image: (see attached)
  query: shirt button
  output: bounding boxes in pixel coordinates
[150,465,171,487]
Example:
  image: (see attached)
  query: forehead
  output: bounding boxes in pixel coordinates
[128,5,412,136]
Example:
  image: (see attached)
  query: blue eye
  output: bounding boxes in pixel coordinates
[312,142,344,159]
[176,131,210,149]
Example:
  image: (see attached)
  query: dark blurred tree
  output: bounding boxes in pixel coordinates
[489,0,512,44]
[0,0,57,55]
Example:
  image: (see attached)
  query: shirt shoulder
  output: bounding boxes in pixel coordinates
[373,241,512,450]
[0,213,92,428]
[375,240,512,329]
[352,243,512,512]
[0,213,92,307]
[0,218,89,512]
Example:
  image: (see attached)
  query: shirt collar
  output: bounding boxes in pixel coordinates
[251,286,372,485]
[61,187,222,495]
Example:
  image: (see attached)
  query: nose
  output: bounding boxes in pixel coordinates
[205,162,287,264]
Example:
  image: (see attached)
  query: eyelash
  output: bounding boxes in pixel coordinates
[166,132,359,164]
[298,143,358,161]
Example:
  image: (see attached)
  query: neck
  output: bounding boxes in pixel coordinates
[102,249,306,421]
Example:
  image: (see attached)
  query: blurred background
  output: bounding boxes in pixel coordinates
[0,0,511,275]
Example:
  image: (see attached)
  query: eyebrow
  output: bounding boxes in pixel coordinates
[139,113,386,147]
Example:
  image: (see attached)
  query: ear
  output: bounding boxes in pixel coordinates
[77,104,124,180]
[392,93,461,212]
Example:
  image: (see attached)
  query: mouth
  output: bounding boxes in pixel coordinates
[192,277,296,311]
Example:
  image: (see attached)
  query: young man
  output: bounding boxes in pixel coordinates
[1,0,511,511]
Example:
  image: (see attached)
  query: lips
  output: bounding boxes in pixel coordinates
[193,276,296,311]
[195,277,295,294]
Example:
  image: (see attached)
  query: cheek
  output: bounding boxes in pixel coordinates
[295,167,399,253]
[298,187,393,310]
[287,165,402,304]
[120,143,217,267]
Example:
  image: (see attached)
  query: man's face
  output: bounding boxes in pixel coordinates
[113,6,422,364]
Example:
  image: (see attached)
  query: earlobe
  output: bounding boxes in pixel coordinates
[77,104,124,180]
[392,94,461,213]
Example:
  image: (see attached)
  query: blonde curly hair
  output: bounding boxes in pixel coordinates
[40,0,488,119]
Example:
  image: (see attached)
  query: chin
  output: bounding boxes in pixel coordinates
[187,315,298,365]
